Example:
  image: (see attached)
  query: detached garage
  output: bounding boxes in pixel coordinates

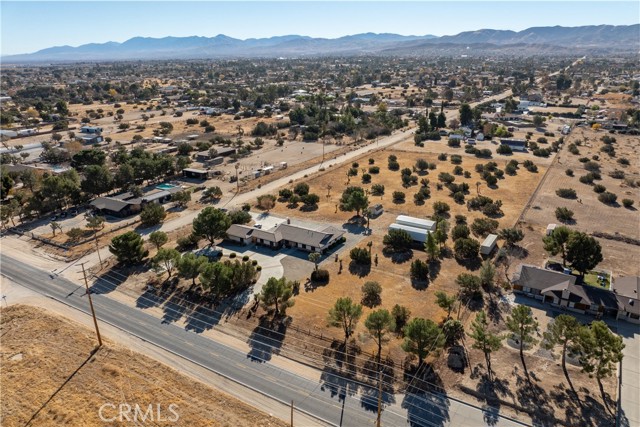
[395,215,436,232]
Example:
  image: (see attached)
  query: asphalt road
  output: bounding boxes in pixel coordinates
[0,256,528,427]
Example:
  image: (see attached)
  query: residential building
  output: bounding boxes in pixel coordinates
[226,223,344,253]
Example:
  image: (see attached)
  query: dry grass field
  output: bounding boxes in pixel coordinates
[0,304,287,427]
[518,127,640,276]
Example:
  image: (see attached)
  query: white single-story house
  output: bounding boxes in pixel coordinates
[480,234,498,255]
[226,223,344,253]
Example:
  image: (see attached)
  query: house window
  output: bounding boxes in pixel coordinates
[523,286,531,293]
[311,246,315,251]
[569,302,575,308]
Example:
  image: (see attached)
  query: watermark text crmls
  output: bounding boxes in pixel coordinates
[99,403,179,423]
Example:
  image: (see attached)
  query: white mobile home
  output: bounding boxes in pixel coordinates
[480,234,498,255]
[395,215,436,232]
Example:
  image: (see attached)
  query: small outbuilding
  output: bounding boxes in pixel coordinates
[182,168,209,180]
[480,234,498,255]
[395,215,436,232]
[546,224,557,236]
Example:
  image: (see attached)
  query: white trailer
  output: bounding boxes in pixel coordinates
[395,215,436,232]
[481,234,498,255]
[389,223,430,244]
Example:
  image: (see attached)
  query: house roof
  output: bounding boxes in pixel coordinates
[513,265,577,291]
[278,224,343,247]
[226,224,254,239]
[90,197,136,212]
[251,228,281,243]
[614,276,640,300]
[500,138,527,147]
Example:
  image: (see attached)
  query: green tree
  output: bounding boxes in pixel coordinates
[391,304,411,335]
[152,248,180,278]
[566,232,603,277]
[542,314,583,396]
[328,297,363,344]
[383,228,413,252]
[109,231,148,265]
[260,277,295,317]
[192,207,231,246]
[459,103,473,126]
[203,186,223,200]
[443,319,465,347]
[543,226,572,266]
[365,309,395,365]
[506,305,539,379]
[140,203,166,227]
[479,260,496,288]
[579,320,625,410]
[149,231,168,250]
[81,165,113,196]
[424,231,440,261]
[172,190,191,208]
[339,186,369,217]
[86,215,105,232]
[114,164,135,191]
[402,318,444,365]
[499,228,524,246]
[469,310,503,379]
[177,253,209,286]
[434,219,449,248]
[533,115,544,127]
[361,281,382,307]
[50,221,61,236]
[435,291,457,320]
[308,252,321,271]
[454,238,480,259]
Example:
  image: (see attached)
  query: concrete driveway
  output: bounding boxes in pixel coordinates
[617,322,640,427]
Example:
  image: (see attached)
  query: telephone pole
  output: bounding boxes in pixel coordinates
[290,400,294,427]
[94,231,103,270]
[376,369,383,427]
[80,263,102,347]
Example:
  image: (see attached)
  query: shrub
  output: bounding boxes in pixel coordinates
[475,149,493,158]
[392,191,406,203]
[361,281,382,307]
[294,182,309,196]
[598,192,617,205]
[622,199,634,208]
[565,169,574,177]
[242,255,250,261]
[176,234,199,251]
[383,229,412,252]
[453,166,464,175]
[451,224,470,241]
[140,203,166,227]
[433,201,450,215]
[454,238,480,259]
[556,188,577,199]
[496,144,512,154]
[452,192,465,204]
[362,173,372,184]
[350,247,371,265]
[555,207,574,223]
[279,188,293,200]
[583,161,600,172]
[617,158,630,166]
[311,269,330,283]
[448,138,461,147]
[471,218,499,237]
[368,158,375,165]
[593,184,606,194]
[410,260,429,282]
[369,166,380,174]
[371,184,385,196]
[388,159,400,171]
[229,252,237,258]
[450,155,462,165]
[438,172,455,184]
[609,170,625,179]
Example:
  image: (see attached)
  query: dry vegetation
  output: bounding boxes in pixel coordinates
[0,304,287,427]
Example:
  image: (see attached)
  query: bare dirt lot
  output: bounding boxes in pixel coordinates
[0,304,287,427]
[518,127,640,276]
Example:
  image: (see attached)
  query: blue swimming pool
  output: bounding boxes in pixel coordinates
[157,183,179,190]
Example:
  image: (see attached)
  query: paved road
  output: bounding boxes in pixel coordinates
[617,322,639,427]
[1,254,528,427]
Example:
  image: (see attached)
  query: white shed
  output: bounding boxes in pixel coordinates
[480,234,498,255]
[389,223,430,244]
[395,215,436,232]
[546,224,557,236]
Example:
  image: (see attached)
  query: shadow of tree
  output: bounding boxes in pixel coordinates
[246,315,288,363]
[401,364,450,427]
[349,261,371,278]
[475,372,513,426]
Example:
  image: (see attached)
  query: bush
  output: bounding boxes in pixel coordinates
[450,155,462,165]
[598,192,617,205]
[622,199,634,208]
[368,166,380,174]
[176,234,199,251]
[229,252,237,258]
[242,255,250,261]
[371,184,385,196]
[451,224,470,240]
[496,144,512,154]
[350,247,372,265]
[454,238,480,259]
[448,138,461,147]
[140,203,166,227]
[388,160,400,171]
[410,260,429,282]
[433,201,450,215]
[565,169,574,177]
[294,182,309,196]
[311,269,330,283]
[618,158,630,166]
[505,164,517,175]
[471,218,499,237]
[555,207,574,223]
[368,158,375,165]
[278,188,293,200]
[392,191,406,203]
[361,281,382,307]
[556,188,577,199]
[383,229,413,252]
[609,170,625,179]
[453,165,464,175]
[583,161,600,172]
[593,184,606,194]
[438,172,455,184]
[362,173,372,184]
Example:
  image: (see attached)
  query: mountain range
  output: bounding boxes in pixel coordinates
[3,25,639,62]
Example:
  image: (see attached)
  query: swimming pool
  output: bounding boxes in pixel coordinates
[157,183,179,190]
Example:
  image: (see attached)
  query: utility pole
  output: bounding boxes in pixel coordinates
[235,163,240,193]
[80,263,102,347]
[376,369,383,427]
[290,400,294,427]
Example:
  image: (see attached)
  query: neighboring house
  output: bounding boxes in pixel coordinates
[76,134,104,144]
[182,168,210,180]
[90,187,181,217]
[79,126,102,134]
[512,265,640,324]
[612,276,640,323]
[226,223,345,253]
[500,138,527,152]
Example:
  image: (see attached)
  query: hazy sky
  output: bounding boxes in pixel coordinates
[2,1,639,55]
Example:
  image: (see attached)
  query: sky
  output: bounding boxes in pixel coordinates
[1,1,639,55]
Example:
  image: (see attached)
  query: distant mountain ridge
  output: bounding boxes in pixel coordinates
[3,25,638,62]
